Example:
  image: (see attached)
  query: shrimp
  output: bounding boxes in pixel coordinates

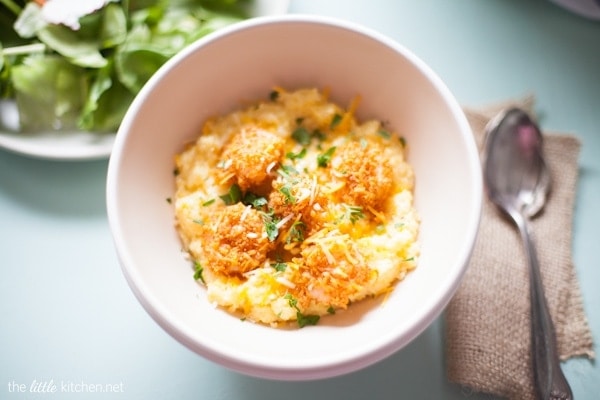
[219,127,285,191]
[192,203,276,275]
[331,138,394,210]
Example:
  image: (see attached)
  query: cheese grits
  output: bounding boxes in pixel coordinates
[173,87,420,327]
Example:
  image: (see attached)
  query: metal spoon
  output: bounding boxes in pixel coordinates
[483,108,572,400]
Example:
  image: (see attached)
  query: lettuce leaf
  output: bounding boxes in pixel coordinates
[1,0,251,133]
[79,60,134,131]
[11,55,88,131]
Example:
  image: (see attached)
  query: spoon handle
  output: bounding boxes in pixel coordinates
[512,210,573,400]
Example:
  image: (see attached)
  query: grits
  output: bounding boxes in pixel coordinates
[173,88,420,327]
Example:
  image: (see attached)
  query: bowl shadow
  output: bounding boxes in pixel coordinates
[0,149,108,218]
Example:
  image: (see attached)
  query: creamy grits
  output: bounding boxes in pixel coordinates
[173,87,420,327]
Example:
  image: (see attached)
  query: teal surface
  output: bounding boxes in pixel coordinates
[1,1,598,399]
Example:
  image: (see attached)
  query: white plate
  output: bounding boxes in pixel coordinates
[0,0,290,161]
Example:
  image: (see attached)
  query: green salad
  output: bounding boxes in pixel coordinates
[0,0,251,132]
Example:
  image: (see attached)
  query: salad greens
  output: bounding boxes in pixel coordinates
[0,0,251,132]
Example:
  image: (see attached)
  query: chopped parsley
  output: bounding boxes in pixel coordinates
[317,146,336,168]
[193,261,205,283]
[242,192,268,209]
[291,125,327,148]
[276,165,301,205]
[193,218,205,225]
[291,126,311,146]
[219,183,242,205]
[278,164,299,177]
[261,210,280,242]
[312,130,326,142]
[286,221,306,244]
[297,311,320,328]
[278,185,296,204]
[286,148,307,160]
[327,306,336,315]
[330,113,343,129]
[166,197,172,204]
[202,198,215,206]
[285,294,298,307]
[269,90,279,101]
[342,204,365,224]
[218,186,268,209]
[377,129,391,139]
[271,261,287,272]
[285,294,320,328]
[173,168,180,176]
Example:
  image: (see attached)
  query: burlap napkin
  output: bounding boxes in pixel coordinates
[445,97,595,400]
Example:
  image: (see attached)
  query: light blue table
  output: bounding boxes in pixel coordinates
[1,1,598,399]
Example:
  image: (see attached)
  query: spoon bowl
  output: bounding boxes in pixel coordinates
[484,108,551,219]
[484,108,572,400]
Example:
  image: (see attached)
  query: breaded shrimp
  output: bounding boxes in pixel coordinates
[331,138,394,210]
[292,243,372,309]
[268,174,333,236]
[194,203,276,275]
[219,127,285,191]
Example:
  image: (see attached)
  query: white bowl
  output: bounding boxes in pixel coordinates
[106,15,482,380]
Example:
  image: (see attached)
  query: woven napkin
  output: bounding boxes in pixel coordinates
[445,97,595,400]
